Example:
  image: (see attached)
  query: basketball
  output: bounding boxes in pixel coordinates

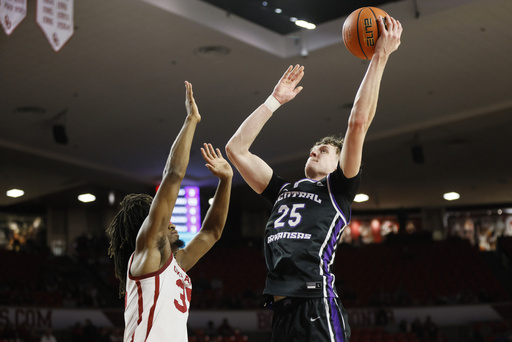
[342,7,388,60]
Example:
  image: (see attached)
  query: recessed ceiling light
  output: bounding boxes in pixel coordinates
[295,20,316,30]
[78,193,96,203]
[443,192,460,201]
[6,189,24,198]
[108,191,115,206]
[354,194,369,203]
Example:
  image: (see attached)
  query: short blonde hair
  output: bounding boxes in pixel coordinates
[313,135,344,154]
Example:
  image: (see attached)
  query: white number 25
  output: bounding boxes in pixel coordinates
[274,204,305,229]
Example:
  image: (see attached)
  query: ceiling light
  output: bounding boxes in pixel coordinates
[108,191,115,205]
[6,189,24,198]
[443,192,460,201]
[295,20,316,30]
[290,17,297,22]
[354,194,369,203]
[78,193,96,203]
[274,8,282,14]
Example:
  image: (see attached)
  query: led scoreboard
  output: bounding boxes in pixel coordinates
[173,186,201,245]
[157,185,201,246]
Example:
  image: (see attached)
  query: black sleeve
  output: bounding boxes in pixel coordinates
[329,165,361,204]
[261,172,288,204]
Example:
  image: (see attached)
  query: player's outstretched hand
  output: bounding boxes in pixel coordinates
[375,15,402,57]
[201,143,233,181]
[185,81,201,123]
[271,64,304,105]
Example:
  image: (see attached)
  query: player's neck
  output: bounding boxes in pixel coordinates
[307,171,328,181]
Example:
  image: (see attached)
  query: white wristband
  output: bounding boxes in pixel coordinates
[264,95,281,112]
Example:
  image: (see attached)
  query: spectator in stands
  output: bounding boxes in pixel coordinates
[83,319,98,342]
[2,322,18,341]
[217,318,235,337]
[106,82,233,342]
[399,319,411,333]
[385,315,400,334]
[411,317,424,339]
[8,229,24,252]
[40,328,57,342]
[70,322,84,342]
[204,320,217,339]
[423,315,439,341]
[19,322,36,342]
[375,306,389,326]
[97,327,111,342]
[108,327,123,342]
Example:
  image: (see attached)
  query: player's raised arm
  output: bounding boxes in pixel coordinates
[176,143,233,271]
[340,15,402,179]
[226,65,304,193]
[133,81,201,272]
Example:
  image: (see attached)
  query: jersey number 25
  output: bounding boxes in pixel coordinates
[274,204,305,229]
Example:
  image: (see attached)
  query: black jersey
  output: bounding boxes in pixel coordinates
[261,165,360,298]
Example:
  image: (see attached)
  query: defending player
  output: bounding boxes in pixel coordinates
[107,81,233,342]
[225,15,402,342]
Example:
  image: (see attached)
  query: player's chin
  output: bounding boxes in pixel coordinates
[173,239,185,248]
[304,163,316,175]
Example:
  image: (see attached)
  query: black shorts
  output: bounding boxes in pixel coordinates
[269,297,351,342]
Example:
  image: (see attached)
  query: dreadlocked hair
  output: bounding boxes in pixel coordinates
[106,193,153,298]
[314,134,345,154]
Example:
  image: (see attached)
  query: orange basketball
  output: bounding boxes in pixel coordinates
[342,7,388,60]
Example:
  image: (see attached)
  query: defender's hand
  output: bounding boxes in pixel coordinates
[185,81,201,122]
[201,143,233,181]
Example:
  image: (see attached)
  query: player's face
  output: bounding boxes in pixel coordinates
[304,144,339,180]
[168,222,180,243]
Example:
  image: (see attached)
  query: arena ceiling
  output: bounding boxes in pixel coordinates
[1,0,512,214]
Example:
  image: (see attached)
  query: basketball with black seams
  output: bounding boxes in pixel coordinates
[342,7,388,60]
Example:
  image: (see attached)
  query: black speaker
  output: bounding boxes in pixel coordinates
[411,144,424,164]
[53,124,68,145]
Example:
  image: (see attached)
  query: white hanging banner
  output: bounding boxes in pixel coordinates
[36,0,74,52]
[0,0,27,36]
